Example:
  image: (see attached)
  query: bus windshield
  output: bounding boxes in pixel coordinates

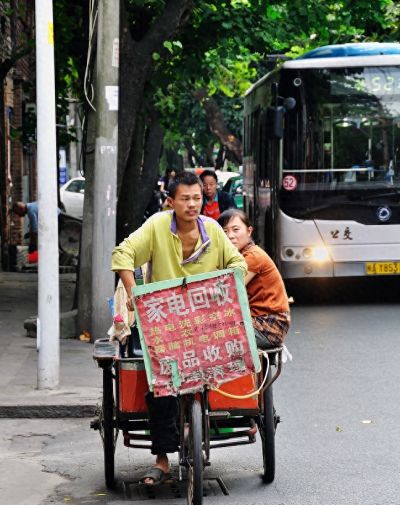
[280,66,400,221]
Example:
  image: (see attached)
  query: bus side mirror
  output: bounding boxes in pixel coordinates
[265,97,296,139]
[266,106,285,139]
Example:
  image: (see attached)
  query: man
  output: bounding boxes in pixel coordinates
[13,201,62,254]
[199,169,236,220]
[111,171,247,485]
[12,201,39,252]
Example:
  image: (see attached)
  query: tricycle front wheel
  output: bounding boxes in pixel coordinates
[187,399,204,505]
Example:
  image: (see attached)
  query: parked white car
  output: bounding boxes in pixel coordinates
[216,170,239,188]
[59,177,85,219]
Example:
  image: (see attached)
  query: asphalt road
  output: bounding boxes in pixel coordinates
[2,279,399,505]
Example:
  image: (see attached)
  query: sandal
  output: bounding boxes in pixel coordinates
[140,467,171,486]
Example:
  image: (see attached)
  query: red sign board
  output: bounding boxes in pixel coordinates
[133,271,257,397]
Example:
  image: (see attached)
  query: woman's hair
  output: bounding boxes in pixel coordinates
[217,208,251,229]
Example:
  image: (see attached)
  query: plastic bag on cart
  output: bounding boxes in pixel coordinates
[107,279,135,345]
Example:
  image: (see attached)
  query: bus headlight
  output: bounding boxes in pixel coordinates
[284,246,330,262]
[311,246,329,261]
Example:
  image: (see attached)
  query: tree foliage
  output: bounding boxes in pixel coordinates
[49,0,400,232]
[150,0,400,167]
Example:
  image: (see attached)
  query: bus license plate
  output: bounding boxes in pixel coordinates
[365,262,400,275]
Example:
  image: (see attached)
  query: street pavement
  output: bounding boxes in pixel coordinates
[0,271,102,418]
[1,276,399,504]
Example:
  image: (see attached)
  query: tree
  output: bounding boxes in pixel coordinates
[115,0,194,240]
[151,0,400,170]
[113,0,400,237]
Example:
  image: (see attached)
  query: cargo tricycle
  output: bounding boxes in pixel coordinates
[91,270,284,505]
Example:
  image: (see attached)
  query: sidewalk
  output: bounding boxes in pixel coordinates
[0,272,102,418]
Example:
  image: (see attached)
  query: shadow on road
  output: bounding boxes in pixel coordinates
[286,276,400,306]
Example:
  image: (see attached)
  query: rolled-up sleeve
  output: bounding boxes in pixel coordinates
[111,220,153,272]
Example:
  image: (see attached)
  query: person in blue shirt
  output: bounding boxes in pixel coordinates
[13,201,39,252]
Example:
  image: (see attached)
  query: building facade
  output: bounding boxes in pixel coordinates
[0,1,36,270]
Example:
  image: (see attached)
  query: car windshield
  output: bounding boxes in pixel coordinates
[66,179,85,193]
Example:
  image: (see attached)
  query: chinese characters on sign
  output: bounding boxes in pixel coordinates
[134,273,255,396]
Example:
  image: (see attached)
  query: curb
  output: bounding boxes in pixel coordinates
[0,404,98,419]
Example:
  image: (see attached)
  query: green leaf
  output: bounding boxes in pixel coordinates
[163,41,173,53]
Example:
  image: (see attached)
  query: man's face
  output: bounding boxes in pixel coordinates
[168,184,203,222]
[202,175,218,200]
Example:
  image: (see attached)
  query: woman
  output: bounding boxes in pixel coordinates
[217,209,290,348]
[159,168,176,193]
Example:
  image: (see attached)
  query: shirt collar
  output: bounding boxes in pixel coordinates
[170,212,211,264]
[204,190,218,204]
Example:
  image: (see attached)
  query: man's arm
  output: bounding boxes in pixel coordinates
[111,219,153,272]
[245,271,257,285]
[111,218,154,307]
[117,270,136,311]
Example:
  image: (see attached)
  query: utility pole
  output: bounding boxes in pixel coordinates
[35,1,60,388]
[91,0,119,339]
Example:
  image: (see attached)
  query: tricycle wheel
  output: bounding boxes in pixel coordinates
[101,365,118,489]
[187,399,203,505]
[262,365,276,483]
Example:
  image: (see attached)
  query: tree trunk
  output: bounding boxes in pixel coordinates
[205,145,214,167]
[194,89,243,165]
[215,144,225,170]
[165,148,184,172]
[118,0,193,193]
[117,107,164,242]
[77,106,96,336]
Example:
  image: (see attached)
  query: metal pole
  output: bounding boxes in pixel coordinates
[35,0,60,388]
[91,0,119,339]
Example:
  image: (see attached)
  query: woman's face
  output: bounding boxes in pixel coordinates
[222,215,252,251]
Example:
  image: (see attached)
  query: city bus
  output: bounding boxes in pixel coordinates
[243,43,400,280]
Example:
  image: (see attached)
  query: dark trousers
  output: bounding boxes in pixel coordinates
[145,392,179,455]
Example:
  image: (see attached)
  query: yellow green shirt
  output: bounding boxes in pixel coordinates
[111,211,247,281]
